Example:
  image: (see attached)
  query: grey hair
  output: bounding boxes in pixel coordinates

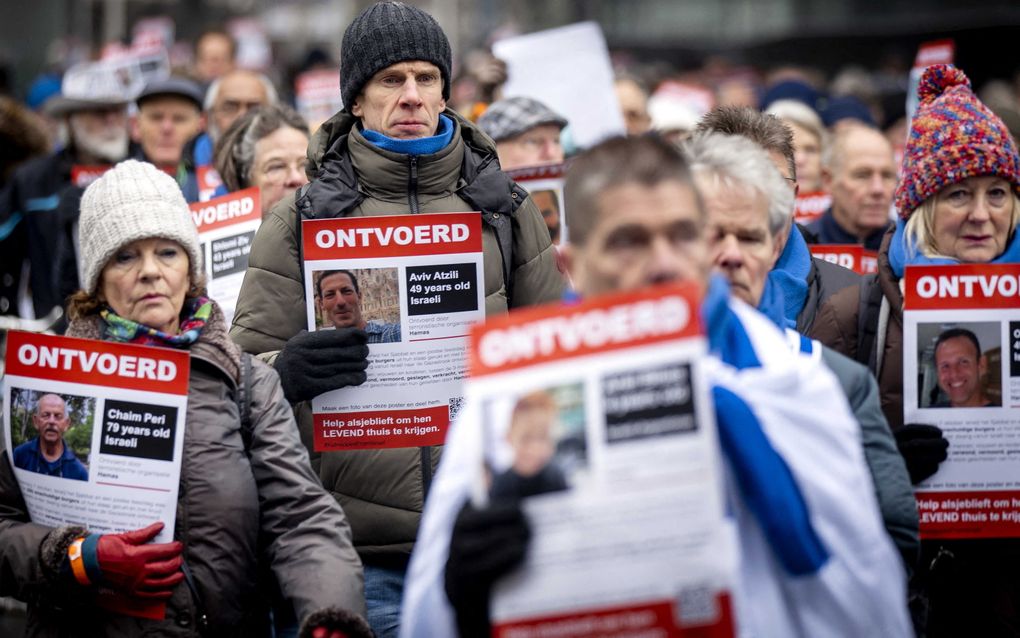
[213,104,310,193]
[204,71,279,139]
[683,131,794,236]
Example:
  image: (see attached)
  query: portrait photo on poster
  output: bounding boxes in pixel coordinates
[916,321,1002,409]
[530,188,563,245]
[312,267,402,343]
[482,383,586,502]
[9,388,95,481]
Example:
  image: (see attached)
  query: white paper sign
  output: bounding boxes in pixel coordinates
[493,22,626,149]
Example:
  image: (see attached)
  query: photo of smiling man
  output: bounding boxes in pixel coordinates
[915,322,1002,409]
[12,392,91,481]
[315,268,402,344]
[931,327,1000,408]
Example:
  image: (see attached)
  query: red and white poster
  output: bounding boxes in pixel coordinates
[809,244,878,275]
[195,165,224,203]
[71,165,113,189]
[189,187,261,324]
[301,213,486,451]
[907,39,955,125]
[3,332,189,619]
[295,69,343,133]
[903,264,1020,539]
[507,162,567,245]
[464,283,736,637]
[793,191,831,225]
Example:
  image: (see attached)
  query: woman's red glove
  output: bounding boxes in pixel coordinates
[83,522,184,599]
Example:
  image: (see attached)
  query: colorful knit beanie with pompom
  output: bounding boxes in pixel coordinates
[894,64,1020,219]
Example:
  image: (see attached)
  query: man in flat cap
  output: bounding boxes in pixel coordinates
[478,96,568,170]
[130,76,207,202]
[231,3,563,635]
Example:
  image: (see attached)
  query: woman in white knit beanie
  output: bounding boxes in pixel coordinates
[0,159,371,637]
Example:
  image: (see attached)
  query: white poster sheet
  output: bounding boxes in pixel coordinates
[465,283,736,638]
[190,187,261,324]
[301,212,486,451]
[493,22,626,149]
[903,264,1020,539]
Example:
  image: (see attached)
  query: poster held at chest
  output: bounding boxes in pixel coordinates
[302,212,486,451]
[3,331,189,618]
[903,264,1020,539]
[462,283,736,637]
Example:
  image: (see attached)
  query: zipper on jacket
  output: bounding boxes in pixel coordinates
[408,155,420,215]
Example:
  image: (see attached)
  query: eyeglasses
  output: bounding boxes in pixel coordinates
[215,100,263,116]
[258,158,308,183]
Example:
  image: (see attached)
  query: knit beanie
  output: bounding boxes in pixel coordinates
[79,159,202,294]
[339,1,452,109]
[895,64,1020,219]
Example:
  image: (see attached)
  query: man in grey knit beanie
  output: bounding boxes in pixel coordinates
[230,4,564,636]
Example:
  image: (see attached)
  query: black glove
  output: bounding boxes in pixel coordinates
[445,501,530,638]
[274,329,369,404]
[895,423,949,485]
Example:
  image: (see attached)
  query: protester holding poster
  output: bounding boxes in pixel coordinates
[816,64,1020,637]
[402,135,910,638]
[0,160,370,637]
[230,4,562,635]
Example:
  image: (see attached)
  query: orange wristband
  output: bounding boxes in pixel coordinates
[68,537,91,586]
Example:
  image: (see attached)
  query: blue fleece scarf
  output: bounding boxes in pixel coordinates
[701,275,829,575]
[888,217,1020,278]
[360,114,455,156]
[760,230,811,329]
[756,274,791,331]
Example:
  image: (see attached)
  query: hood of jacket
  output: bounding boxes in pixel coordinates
[297,108,511,221]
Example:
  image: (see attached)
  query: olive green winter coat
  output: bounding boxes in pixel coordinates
[230,109,564,563]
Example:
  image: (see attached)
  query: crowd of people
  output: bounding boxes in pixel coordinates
[0,1,1018,637]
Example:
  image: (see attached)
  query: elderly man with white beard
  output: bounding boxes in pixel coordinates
[0,82,131,322]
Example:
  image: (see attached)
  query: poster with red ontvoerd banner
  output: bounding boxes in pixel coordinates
[189,187,262,325]
[792,191,831,226]
[902,264,1020,539]
[464,282,736,637]
[809,244,878,275]
[3,331,190,619]
[301,212,486,451]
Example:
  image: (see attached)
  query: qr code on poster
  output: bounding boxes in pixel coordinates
[674,585,719,626]
[448,397,465,422]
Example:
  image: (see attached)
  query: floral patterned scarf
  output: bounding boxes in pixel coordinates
[100,296,214,347]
